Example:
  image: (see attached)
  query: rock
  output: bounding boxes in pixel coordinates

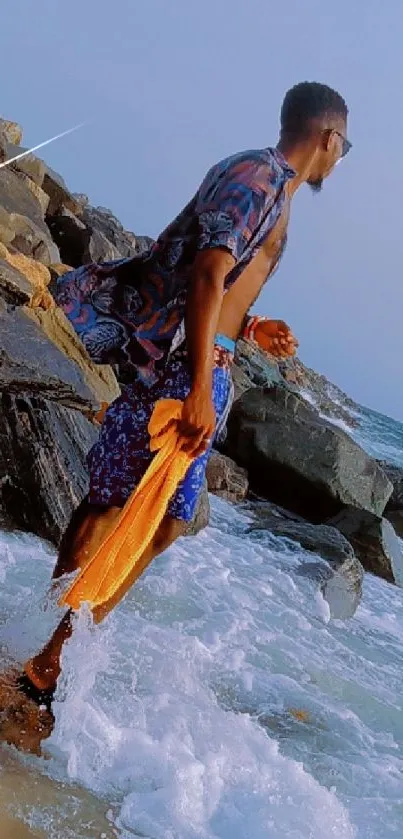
[384,510,403,540]
[82,205,138,258]
[374,462,403,538]
[328,507,403,584]
[0,206,15,246]
[233,341,358,429]
[235,339,284,389]
[0,305,99,411]
[226,385,392,521]
[11,214,60,265]
[0,168,59,263]
[72,192,89,211]
[135,234,154,255]
[206,451,248,502]
[249,512,363,618]
[0,259,32,305]
[4,142,46,187]
[184,483,210,536]
[0,167,48,231]
[378,460,403,539]
[231,362,253,401]
[378,461,403,509]
[48,208,122,267]
[0,133,6,165]
[0,243,52,308]
[0,393,97,545]
[285,357,359,429]
[42,165,82,216]
[25,306,120,408]
[0,120,23,145]
[17,172,49,214]
[250,517,354,563]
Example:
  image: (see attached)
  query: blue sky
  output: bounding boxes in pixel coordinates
[2,0,403,419]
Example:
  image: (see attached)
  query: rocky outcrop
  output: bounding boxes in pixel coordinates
[328,508,403,585]
[206,452,249,503]
[25,306,120,408]
[47,204,151,268]
[281,356,359,428]
[226,385,392,521]
[0,242,53,308]
[0,167,59,264]
[0,394,97,544]
[0,111,400,596]
[248,504,363,618]
[234,339,359,429]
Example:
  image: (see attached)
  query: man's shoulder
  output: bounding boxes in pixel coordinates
[199,147,295,197]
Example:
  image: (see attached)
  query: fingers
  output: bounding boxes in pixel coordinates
[181,429,205,454]
[180,424,214,456]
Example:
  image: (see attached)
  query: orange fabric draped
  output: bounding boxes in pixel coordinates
[60,399,193,611]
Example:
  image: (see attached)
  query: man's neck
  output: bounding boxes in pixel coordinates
[276,138,315,196]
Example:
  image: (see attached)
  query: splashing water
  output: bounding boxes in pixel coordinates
[1,490,403,837]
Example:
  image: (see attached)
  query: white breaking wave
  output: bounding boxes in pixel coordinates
[1,496,403,837]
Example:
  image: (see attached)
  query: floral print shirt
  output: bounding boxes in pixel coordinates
[53,147,295,385]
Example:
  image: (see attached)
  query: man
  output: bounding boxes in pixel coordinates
[17,81,350,711]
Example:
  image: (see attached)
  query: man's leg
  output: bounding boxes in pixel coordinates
[18,351,228,707]
[22,505,186,697]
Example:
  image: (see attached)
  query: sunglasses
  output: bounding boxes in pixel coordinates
[333,130,352,158]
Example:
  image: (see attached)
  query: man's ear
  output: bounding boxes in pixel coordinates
[323,128,339,155]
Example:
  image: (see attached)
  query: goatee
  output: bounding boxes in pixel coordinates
[308,178,323,194]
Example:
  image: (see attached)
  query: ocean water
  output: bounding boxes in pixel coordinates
[0,404,403,837]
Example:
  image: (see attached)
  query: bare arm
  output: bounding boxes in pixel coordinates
[185,248,235,389]
[180,248,235,454]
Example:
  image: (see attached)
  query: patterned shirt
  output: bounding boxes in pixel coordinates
[53,147,295,385]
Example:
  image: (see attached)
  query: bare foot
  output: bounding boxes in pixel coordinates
[0,670,54,755]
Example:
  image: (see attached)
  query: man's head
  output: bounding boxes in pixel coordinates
[279,82,350,192]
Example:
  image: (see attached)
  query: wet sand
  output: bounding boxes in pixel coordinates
[0,755,118,838]
[0,674,117,838]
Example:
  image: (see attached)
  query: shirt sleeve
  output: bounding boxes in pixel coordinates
[194,159,276,263]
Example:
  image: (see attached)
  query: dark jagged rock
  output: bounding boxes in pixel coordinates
[0,305,97,409]
[0,259,31,304]
[48,205,142,267]
[48,208,122,267]
[42,164,82,216]
[328,507,403,584]
[0,393,97,545]
[226,385,392,521]
[82,206,137,257]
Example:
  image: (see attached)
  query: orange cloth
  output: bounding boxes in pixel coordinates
[60,399,193,611]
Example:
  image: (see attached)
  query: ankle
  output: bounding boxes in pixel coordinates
[24,660,58,693]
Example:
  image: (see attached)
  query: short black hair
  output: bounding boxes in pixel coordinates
[280,82,348,138]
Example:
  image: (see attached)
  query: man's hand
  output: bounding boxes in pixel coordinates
[254,319,298,359]
[179,385,216,457]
